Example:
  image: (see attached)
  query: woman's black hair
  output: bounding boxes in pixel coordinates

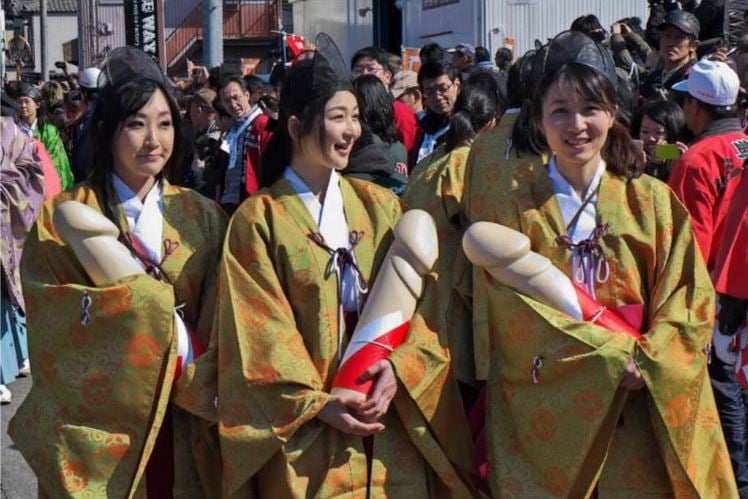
[260,58,353,188]
[466,69,505,114]
[510,50,547,157]
[444,78,498,152]
[352,74,399,145]
[89,78,184,199]
[529,63,644,179]
[630,99,686,143]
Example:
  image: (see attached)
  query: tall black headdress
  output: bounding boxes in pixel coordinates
[281,33,352,119]
[534,30,617,85]
[99,46,170,91]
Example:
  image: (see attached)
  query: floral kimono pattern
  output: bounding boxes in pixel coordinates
[9,181,227,498]
[403,145,476,388]
[177,175,477,498]
[477,169,736,497]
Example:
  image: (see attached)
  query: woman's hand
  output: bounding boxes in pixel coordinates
[356,360,398,423]
[619,357,646,391]
[317,391,385,436]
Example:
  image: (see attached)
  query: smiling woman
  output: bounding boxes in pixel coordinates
[176,34,477,497]
[8,47,227,498]
[473,31,736,497]
[111,88,175,198]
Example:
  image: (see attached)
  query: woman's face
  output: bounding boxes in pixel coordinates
[539,81,616,171]
[297,90,361,171]
[112,88,175,190]
[16,96,39,125]
[639,115,668,161]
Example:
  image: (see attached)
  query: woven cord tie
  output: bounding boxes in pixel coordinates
[307,231,368,363]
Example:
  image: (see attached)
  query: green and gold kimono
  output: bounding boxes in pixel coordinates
[8,181,227,498]
[461,111,545,381]
[403,145,476,388]
[177,174,477,498]
[477,169,736,497]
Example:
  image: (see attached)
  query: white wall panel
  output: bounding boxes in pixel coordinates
[290,0,374,66]
[401,0,478,49]
[484,0,649,58]
[31,13,79,74]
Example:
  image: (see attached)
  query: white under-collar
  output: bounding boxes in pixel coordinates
[112,174,164,264]
[235,105,262,126]
[284,167,349,250]
[547,156,606,241]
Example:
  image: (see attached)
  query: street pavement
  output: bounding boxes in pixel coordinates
[1,375,37,498]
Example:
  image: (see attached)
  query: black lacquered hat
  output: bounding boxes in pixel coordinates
[535,30,618,86]
[281,33,352,119]
[99,46,170,90]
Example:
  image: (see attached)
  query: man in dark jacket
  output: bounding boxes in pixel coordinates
[639,10,700,100]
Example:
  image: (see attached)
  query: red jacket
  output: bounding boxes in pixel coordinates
[669,118,748,271]
[244,114,273,196]
[393,100,418,164]
[712,166,748,299]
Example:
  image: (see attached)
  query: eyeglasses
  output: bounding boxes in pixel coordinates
[423,82,455,97]
[352,64,385,77]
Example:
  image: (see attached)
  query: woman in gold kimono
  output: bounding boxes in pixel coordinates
[402,74,500,396]
[476,31,736,497]
[177,35,476,498]
[9,48,226,498]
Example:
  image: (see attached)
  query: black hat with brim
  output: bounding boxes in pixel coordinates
[658,10,700,38]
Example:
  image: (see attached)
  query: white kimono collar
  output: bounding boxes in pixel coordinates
[283,167,350,251]
[112,174,164,264]
[547,156,606,242]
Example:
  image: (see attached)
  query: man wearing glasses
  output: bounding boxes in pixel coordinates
[351,47,419,166]
[414,59,460,164]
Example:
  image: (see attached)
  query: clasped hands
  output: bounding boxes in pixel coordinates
[317,360,397,436]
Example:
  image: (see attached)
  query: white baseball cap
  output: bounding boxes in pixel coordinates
[671,59,740,108]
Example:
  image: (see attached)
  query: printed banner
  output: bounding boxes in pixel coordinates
[124,0,160,63]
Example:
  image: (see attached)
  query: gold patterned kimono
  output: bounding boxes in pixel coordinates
[461,112,545,381]
[475,168,736,497]
[177,174,476,498]
[403,145,476,388]
[8,181,227,498]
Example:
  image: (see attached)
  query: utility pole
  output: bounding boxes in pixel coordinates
[203,0,223,68]
[40,0,48,79]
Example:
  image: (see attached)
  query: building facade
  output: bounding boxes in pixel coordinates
[289,0,649,65]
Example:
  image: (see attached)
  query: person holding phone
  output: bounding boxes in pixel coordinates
[631,100,688,181]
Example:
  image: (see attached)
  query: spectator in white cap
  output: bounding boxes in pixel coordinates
[70,66,102,181]
[668,57,748,496]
